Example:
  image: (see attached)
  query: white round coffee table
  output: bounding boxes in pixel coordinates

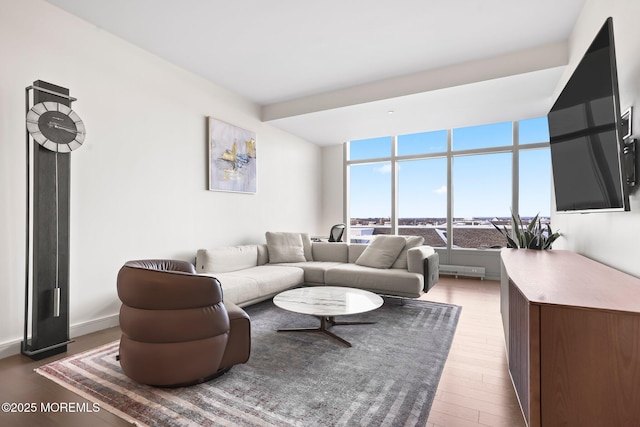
[273,286,384,347]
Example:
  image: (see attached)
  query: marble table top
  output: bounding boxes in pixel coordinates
[273,286,383,317]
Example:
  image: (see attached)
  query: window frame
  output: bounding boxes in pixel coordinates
[344,119,551,253]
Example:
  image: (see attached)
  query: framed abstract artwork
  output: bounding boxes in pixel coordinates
[208,117,256,193]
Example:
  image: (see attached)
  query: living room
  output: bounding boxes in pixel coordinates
[1,0,640,425]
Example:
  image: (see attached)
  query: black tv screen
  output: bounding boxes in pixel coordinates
[547,17,629,212]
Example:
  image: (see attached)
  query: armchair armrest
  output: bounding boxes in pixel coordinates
[220,301,251,368]
[407,246,440,292]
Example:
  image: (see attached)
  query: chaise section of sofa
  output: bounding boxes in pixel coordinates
[318,242,437,298]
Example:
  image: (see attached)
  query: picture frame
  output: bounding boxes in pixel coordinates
[208,117,256,193]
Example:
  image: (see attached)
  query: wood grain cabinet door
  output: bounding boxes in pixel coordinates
[540,305,640,426]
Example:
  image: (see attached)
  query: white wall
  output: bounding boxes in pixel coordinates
[551,0,640,277]
[0,0,322,356]
[320,144,345,235]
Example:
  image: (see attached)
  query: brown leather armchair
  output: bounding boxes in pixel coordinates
[116,259,250,387]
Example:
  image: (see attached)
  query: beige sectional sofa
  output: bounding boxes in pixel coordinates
[195,232,439,307]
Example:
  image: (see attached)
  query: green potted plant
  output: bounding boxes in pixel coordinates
[492,212,560,250]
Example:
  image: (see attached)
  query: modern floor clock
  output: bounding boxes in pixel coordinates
[22,81,86,360]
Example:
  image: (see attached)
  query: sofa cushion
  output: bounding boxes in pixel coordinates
[311,242,349,262]
[265,232,314,263]
[300,233,314,261]
[257,244,269,265]
[195,245,258,273]
[348,244,367,263]
[198,273,261,305]
[355,235,406,269]
[325,264,423,298]
[202,265,304,306]
[392,236,425,269]
[229,265,304,297]
[276,261,345,284]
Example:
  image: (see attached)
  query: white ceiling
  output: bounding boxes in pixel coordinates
[45,0,586,145]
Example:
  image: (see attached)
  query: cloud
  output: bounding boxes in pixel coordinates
[375,164,392,174]
[434,185,447,194]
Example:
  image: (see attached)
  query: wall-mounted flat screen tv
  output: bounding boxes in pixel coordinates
[547,17,630,213]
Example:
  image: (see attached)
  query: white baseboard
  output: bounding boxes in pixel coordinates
[70,314,120,339]
[0,314,119,360]
[0,339,22,360]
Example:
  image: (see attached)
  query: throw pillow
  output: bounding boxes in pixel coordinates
[391,236,425,269]
[355,235,406,269]
[265,232,307,263]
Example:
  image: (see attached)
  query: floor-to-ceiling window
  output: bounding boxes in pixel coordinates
[398,157,448,247]
[452,152,512,248]
[346,117,551,253]
[348,136,392,242]
[518,117,552,221]
[396,130,448,247]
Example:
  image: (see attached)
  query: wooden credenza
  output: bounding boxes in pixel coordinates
[500,249,640,427]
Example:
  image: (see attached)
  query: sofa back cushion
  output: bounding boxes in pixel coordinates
[355,235,406,269]
[312,242,349,262]
[348,244,367,263]
[265,232,314,263]
[392,235,425,269]
[195,245,258,273]
[257,244,269,265]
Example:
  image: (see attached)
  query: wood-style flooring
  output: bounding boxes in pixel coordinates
[422,277,525,427]
[0,277,525,427]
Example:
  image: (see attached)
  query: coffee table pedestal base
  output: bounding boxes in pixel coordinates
[277,316,375,347]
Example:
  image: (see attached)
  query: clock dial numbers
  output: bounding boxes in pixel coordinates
[26,102,86,152]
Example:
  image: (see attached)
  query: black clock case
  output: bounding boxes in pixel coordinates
[22,80,72,360]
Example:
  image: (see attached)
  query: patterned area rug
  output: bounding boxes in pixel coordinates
[36,298,460,426]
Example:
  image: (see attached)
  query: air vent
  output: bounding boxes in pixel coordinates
[440,265,486,280]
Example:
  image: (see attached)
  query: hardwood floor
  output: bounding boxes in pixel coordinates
[0,277,525,427]
[422,277,526,427]
[0,327,128,427]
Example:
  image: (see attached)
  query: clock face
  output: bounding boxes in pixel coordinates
[26,102,86,153]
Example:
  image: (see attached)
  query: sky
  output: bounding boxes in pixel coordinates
[349,117,551,219]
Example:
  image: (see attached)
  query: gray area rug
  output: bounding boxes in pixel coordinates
[36,298,460,426]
